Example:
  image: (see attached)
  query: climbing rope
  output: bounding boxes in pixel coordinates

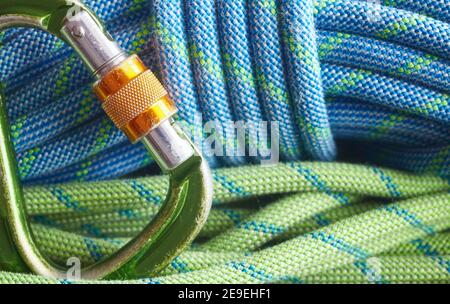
[0,0,449,283]
[0,0,448,182]
[1,162,450,283]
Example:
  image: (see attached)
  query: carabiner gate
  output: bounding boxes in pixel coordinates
[0,0,212,280]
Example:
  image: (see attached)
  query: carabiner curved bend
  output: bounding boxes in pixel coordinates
[0,0,212,280]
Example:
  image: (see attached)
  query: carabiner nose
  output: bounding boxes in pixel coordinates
[0,1,212,280]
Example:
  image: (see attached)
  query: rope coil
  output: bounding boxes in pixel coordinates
[1,0,448,183]
[2,162,450,283]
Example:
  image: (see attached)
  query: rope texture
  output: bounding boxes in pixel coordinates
[1,162,450,283]
[0,0,448,283]
[0,0,447,182]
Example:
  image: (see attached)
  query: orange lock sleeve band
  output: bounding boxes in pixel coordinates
[93,55,177,142]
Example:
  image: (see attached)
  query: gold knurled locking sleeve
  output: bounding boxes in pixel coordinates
[101,70,168,129]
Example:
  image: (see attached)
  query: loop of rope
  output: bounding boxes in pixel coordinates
[0,0,449,283]
[1,162,450,283]
[1,0,448,183]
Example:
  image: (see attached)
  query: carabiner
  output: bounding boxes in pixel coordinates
[0,0,212,280]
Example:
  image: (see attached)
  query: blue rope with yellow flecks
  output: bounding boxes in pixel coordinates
[0,0,448,182]
[0,0,449,284]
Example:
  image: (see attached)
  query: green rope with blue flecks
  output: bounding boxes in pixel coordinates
[0,162,449,283]
[0,0,449,283]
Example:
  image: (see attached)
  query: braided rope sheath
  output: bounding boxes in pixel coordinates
[0,0,446,181]
[1,162,450,283]
[0,0,449,284]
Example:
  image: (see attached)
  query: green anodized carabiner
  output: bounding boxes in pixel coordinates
[0,0,212,280]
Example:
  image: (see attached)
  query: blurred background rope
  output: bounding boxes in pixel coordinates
[0,0,448,283]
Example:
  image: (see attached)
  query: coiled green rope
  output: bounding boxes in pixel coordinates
[1,162,449,283]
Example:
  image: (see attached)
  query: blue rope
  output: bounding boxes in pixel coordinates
[0,0,448,183]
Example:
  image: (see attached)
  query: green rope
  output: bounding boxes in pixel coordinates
[1,162,449,283]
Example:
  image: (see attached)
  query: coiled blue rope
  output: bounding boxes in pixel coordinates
[0,0,448,184]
